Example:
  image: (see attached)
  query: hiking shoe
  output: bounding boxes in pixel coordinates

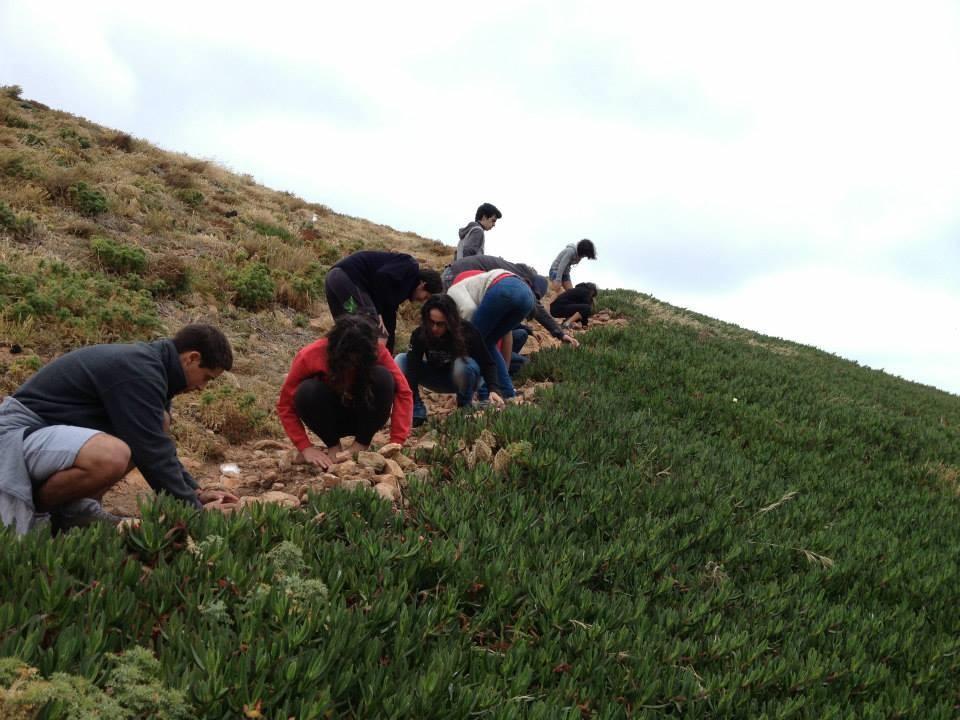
[412,401,428,428]
[52,499,126,533]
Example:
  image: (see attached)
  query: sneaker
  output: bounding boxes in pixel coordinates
[51,499,126,533]
[412,401,428,428]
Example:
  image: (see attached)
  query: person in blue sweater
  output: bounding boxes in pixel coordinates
[0,324,238,534]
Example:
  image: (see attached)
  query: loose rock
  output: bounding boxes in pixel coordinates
[375,482,400,502]
[378,443,403,458]
[493,449,511,474]
[357,451,387,472]
[479,430,498,450]
[383,458,404,478]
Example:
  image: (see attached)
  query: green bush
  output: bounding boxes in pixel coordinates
[0,202,15,231]
[59,127,92,150]
[230,262,275,310]
[3,113,29,129]
[90,237,147,275]
[2,156,30,178]
[175,188,204,209]
[252,221,293,242]
[1,85,23,100]
[68,182,108,216]
[0,259,161,347]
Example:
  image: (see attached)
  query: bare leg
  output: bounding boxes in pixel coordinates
[500,331,513,368]
[567,311,582,325]
[35,434,131,512]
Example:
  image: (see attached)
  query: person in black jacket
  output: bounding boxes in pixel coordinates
[550,282,598,328]
[394,295,505,426]
[325,251,443,352]
[0,324,238,532]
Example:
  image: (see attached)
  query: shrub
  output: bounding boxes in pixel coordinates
[0,202,41,243]
[2,155,30,178]
[3,114,29,129]
[0,259,161,348]
[59,127,92,149]
[1,84,22,99]
[230,262,274,310]
[197,384,271,443]
[90,237,147,275]
[0,201,15,231]
[175,188,204,209]
[68,182,108,216]
[252,220,293,242]
[101,131,135,152]
[149,252,191,297]
[21,132,44,146]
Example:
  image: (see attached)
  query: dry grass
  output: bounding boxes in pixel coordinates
[925,461,960,495]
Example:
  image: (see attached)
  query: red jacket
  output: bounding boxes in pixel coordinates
[277,338,412,450]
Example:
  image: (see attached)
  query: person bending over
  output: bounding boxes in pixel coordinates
[550,282,598,328]
[0,324,238,535]
[324,250,442,352]
[447,268,536,400]
[277,315,413,470]
[395,294,505,427]
[549,239,597,292]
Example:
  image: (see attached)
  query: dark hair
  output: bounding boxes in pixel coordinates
[576,239,596,260]
[575,282,598,300]
[420,294,467,357]
[325,314,379,405]
[173,324,233,371]
[418,268,443,295]
[475,203,502,222]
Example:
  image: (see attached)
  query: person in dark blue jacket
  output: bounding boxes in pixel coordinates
[325,251,442,352]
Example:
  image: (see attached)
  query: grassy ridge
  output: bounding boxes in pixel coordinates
[3,291,960,718]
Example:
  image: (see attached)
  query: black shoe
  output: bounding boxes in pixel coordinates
[52,499,125,533]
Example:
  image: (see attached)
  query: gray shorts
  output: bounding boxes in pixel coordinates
[23,425,101,488]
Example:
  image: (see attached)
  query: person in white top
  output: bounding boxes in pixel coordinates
[446,268,535,399]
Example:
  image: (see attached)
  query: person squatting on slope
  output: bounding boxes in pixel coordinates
[0,325,239,535]
[550,282,598,329]
[446,268,536,400]
[324,250,442,353]
[441,203,503,287]
[444,254,580,351]
[277,314,413,471]
[394,294,505,427]
[549,239,597,292]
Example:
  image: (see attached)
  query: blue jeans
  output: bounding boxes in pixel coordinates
[470,277,535,399]
[395,353,482,412]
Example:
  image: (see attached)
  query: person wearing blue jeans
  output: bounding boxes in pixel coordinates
[447,269,536,400]
[395,295,504,426]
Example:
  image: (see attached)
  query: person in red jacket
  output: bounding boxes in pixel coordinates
[277,315,412,470]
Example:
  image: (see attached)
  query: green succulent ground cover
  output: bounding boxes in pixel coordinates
[3,290,960,718]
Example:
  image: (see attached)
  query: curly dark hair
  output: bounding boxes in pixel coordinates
[325,314,380,406]
[420,294,467,357]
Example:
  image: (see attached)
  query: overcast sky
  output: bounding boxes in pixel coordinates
[2,1,958,395]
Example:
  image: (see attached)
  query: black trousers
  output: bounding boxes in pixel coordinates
[549,299,592,325]
[294,366,394,446]
[324,267,377,318]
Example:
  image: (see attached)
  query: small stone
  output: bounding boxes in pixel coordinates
[375,482,400,502]
[261,470,278,485]
[395,454,416,471]
[417,440,437,451]
[378,443,403,458]
[218,474,241,491]
[357,451,387,472]
[383,458,404,478]
[245,491,300,508]
[321,473,341,489]
[339,478,368,493]
[331,459,358,476]
[254,439,287,452]
[374,474,399,488]
[271,482,285,490]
